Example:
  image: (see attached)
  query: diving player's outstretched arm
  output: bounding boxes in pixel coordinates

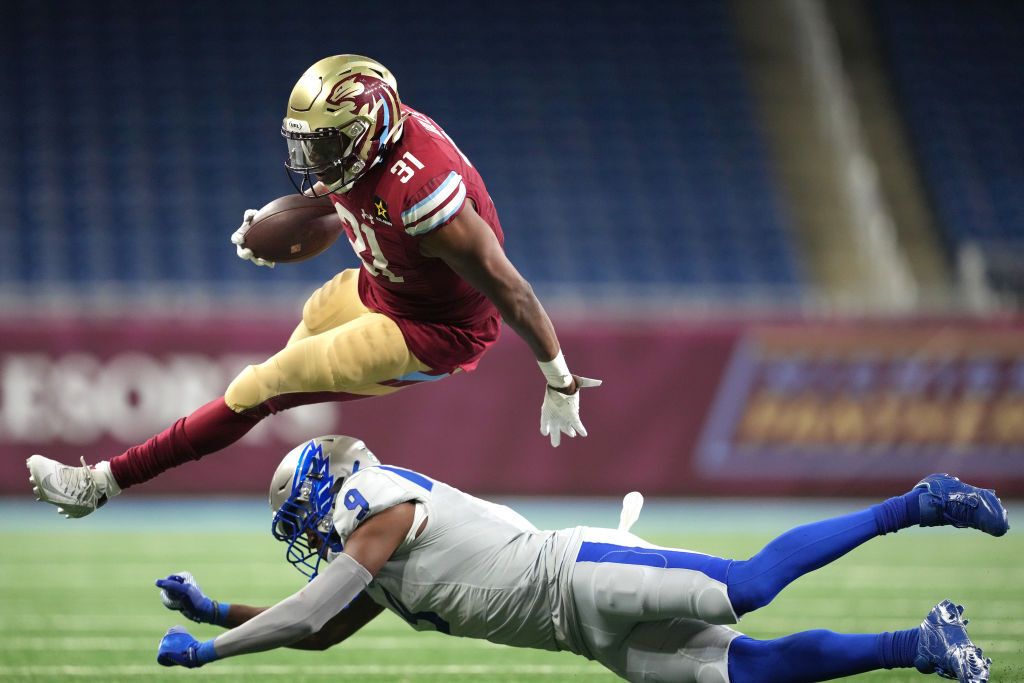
[156,504,413,667]
[160,590,384,651]
[156,571,386,655]
[420,201,601,447]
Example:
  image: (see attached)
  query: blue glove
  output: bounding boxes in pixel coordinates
[156,626,218,668]
[156,572,229,625]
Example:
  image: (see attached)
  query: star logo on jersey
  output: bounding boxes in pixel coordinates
[373,196,393,225]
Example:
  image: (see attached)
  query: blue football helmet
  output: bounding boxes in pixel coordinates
[269,436,380,579]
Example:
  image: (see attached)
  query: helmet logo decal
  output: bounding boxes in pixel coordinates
[323,74,380,113]
[326,75,370,109]
[291,440,327,495]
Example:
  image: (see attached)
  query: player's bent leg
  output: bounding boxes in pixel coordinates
[28,270,435,515]
[727,630,918,683]
[287,268,369,346]
[106,397,262,491]
[123,270,372,491]
[726,478,1009,617]
[595,618,740,683]
[286,319,317,347]
[96,307,429,499]
[28,394,262,514]
[109,385,397,494]
[727,600,991,683]
[225,311,430,411]
[303,269,367,329]
[572,528,738,634]
[725,506,886,617]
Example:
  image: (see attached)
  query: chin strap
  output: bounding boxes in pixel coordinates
[384,113,409,146]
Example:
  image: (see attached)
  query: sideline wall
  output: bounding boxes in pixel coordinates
[1,316,1021,497]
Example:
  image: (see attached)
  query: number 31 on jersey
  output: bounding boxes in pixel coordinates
[333,203,404,283]
[390,152,424,184]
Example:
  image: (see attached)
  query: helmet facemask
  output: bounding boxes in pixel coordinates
[282,118,373,197]
[282,55,404,198]
[269,436,379,580]
[270,441,345,580]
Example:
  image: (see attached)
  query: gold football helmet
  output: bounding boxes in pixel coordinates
[282,55,405,195]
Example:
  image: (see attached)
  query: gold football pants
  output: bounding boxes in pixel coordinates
[224,269,432,412]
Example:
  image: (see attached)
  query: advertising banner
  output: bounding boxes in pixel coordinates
[696,324,1024,492]
[1,316,1020,497]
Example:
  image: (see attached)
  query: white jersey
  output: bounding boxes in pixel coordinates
[329,465,740,681]
[330,465,585,652]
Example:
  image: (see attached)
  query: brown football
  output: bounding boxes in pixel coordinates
[244,194,341,264]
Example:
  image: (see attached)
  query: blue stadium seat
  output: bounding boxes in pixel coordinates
[874,0,1024,254]
[0,0,802,298]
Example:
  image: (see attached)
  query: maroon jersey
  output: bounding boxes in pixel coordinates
[328,107,503,374]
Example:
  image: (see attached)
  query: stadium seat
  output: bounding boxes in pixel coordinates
[0,0,802,298]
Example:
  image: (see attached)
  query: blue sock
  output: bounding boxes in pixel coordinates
[727,492,923,616]
[872,491,922,535]
[728,629,919,683]
[879,628,920,669]
[728,509,878,616]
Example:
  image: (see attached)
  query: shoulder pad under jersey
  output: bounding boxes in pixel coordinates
[332,466,434,542]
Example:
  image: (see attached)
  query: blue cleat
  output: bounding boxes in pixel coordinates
[915,600,991,682]
[915,474,1009,537]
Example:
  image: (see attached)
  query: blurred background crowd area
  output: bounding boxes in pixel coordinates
[0,0,1021,497]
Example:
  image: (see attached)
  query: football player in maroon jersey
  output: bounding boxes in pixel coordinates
[27,55,599,518]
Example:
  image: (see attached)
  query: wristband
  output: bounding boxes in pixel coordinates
[538,351,572,388]
[212,600,232,626]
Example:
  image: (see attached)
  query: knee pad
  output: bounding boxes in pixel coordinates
[619,619,738,683]
[301,269,363,334]
[693,582,736,626]
[695,663,730,683]
[591,564,646,616]
[301,288,332,333]
[590,564,737,625]
[224,365,265,412]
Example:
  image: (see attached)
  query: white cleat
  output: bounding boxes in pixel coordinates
[26,455,108,518]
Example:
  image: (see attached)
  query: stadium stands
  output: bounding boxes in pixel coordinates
[0,0,802,300]
[874,1,1024,257]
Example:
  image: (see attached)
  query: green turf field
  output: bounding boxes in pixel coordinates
[1,499,1020,682]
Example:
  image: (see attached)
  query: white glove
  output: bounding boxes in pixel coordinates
[539,376,602,447]
[230,209,275,268]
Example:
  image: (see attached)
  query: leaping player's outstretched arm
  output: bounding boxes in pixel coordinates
[420,201,601,447]
[419,200,561,367]
[155,504,414,667]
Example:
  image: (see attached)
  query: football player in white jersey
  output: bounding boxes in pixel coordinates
[155,436,1006,682]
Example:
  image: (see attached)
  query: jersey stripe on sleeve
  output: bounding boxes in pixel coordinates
[402,171,467,236]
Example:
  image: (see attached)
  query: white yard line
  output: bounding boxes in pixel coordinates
[0,614,412,633]
[0,664,614,677]
[3,635,499,651]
